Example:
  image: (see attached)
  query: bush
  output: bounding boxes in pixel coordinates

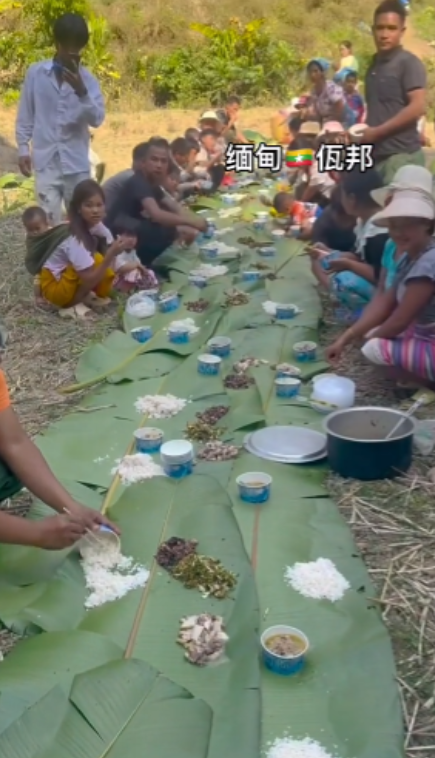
[146,19,304,107]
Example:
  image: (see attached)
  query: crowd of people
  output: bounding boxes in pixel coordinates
[0,0,434,548]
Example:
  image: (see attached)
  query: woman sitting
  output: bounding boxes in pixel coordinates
[310,168,388,315]
[326,180,435,388]
[37,180,128,318]
[304,58,346,125]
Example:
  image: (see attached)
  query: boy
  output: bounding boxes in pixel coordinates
[22,206,51,307]
[170,137,207,196]
[195,129,225,190]
[339,70,365,125]
[185,127,200,143]
[216,95,249,144]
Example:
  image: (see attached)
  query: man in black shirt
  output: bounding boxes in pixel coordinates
[109,138,207,266]
[362,0,426,183]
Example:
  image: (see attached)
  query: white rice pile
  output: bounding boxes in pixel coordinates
[218,207,242,219]
[191,264,229,279]
[262,301,279,316]
[165,318,199,335]
[81,540,149,609]
[267,736,342,758]
[284,558,350,602]
[112,453,164,485]
[134,393,188,418]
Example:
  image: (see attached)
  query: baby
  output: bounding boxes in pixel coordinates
[112,230,158,294]
[273,192,317,230]
[22,206,50,307]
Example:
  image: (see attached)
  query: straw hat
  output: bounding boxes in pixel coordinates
[299,121,321,136]
[371,165,434,207]
[371,188,435,227]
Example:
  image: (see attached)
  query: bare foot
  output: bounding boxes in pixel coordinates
[84,293,112,308]
[34,296,52,310]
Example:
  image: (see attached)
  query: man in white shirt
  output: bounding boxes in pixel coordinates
[15,13,105,224]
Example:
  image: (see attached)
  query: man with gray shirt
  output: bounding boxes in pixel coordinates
[362,0,426,183]
[15,13,105,225]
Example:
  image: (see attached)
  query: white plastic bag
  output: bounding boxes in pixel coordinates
[413,419,435,456]
[126,293,155,319]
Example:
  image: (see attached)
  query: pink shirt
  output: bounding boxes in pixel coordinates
[43,223,113,280]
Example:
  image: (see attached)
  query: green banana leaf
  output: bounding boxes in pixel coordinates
[0,657,213,758]
[0,183,405,758]
[242,129,269,144]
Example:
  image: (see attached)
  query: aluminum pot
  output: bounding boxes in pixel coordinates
[323,406,416,481]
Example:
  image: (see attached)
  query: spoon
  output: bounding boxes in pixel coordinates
[385,397,426,440]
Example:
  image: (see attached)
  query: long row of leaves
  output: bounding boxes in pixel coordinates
[0,187,403,757]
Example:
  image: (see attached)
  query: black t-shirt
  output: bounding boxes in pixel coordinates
[365,48,426,160]
[361,233,389,282]
[311,207,356,252]
[109,171,165,232]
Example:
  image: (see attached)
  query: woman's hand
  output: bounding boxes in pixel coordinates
[325,337,347,363]
[107,235,129,257]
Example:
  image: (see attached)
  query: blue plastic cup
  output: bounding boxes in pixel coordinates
[261,625,309,676]
[236,472,272,504]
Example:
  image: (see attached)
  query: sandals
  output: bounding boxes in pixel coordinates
[58,304,94,320]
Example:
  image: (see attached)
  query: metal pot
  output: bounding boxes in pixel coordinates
[323,406,416,481]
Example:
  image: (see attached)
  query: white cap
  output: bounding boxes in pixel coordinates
[371,165,434,207]
[371,188,435,226]
[199,110,220,122]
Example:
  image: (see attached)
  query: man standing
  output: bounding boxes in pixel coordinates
[15,13,105,224]
[362,0,426,183]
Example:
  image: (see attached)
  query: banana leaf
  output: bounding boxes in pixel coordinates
[242,129,269,144]
[0,657,213,758]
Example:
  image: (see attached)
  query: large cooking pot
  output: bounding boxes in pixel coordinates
[324,406,416,481]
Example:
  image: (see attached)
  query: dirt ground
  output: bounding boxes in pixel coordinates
[0,21,434,756]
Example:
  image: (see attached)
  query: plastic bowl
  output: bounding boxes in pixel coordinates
[312,373,337,384]
[259,246,276,258]
[79,524,120,556]
[289,225,300,238]
[207,336,232,358]
[200,244,219,259]
[140,288,159,301]
[242,270,262,282]
[160,439,194,479]
[198,354,222,375]
[159,292,180,313]
[236,472,272,504]
[276,363,301,378]
[275,377,301,398]
[222,194,237,205]
[293,341,317,362]
[253,219,267,231]
[134,427,164,453]
[275,304,298,320]
[255,211,269,222]
[188,275,208,289]
[271,229,286,240]
[260,625,309,676]
[168,327,190,345]
[130,326,153,344]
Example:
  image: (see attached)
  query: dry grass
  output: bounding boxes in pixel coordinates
[320,301,435,757]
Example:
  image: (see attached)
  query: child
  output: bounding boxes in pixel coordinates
[310,186,356,252]
[39,179,127,318]
[171,138,206,197]
[337,69,365,125]
[22,206,51,307]
[163,163,181,200]
[273,192,317,229]
[195,129,225,190]
[337,41,358,73]
[112,230,158,294]
[185,127,200,143]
